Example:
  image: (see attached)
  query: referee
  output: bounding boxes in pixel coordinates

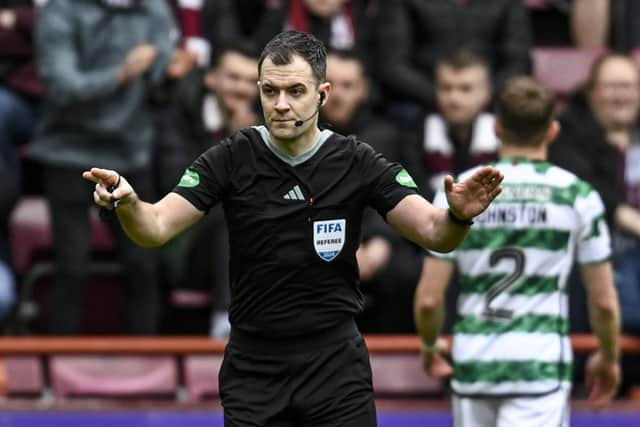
[84,31,503,427]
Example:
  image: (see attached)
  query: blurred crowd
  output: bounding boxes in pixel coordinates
[1,0,640,391]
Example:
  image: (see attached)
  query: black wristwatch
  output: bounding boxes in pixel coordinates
[448,208,474,226]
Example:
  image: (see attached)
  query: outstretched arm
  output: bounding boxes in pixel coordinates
[83,168,204,247]
[387,165,503,252]
[580,261,621,409]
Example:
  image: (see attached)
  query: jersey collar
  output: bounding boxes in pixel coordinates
[253,125,334,167]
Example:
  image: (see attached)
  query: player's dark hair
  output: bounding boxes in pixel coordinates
[210,39,259,68]
[496,76,555,146]
[258,30,327,84]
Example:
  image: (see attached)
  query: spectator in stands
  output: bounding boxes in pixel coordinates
[32,0,176,335]
[319,48,420,332]
[401,50,501,335]
[0,0,41,324]
[154,40,261,338]
[572,0,610,48]
[167,0,210,69]
[201,0,264,53]
[535,0,640,53]
[147,0,208,335]
[152,40,261,193]
[612,0,640,52]
[199,43,262,137]
[152,0,203,195]
[169,0,211,67]
[530,0,610,48]
[203,0,376,66]
[321,48,396,160]
[405,50,500,202]
[416,77,621,422]
[550,53,640,337]
[373,0,532,115]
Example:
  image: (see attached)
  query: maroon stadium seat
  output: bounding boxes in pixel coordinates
[49,355,178,399]
[9,196,123,333]
[4,356,44,397]
[9,197,55,276]
[9,196,114,275]
[532,47,606,100]
[183,354,223,401]
[370,353,444,397]
[169,289,212,307]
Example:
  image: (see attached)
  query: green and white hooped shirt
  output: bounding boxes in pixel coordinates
[431,158,611,396]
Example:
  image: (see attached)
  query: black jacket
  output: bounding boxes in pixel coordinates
[204,0,375,61]
[374,0,532,108]
[549,94,625,228]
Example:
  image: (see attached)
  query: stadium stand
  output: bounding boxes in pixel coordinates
[8,197,125,334]
[4,355,43,397]
[0,335,637,402]
[182,352,446,402]
[183,354,224,402]
[8,195,214,335]
[532,47,607,108]
[370,353,444,398]
[49,355,177,399]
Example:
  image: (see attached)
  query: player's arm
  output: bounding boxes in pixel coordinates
[580,260,621,409]
[414,255,454,377]
[387,166,503,252]
[614,204,640,239]
[83,168,204,247]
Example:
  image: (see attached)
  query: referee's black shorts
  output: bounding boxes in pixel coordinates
[220,320,377,427]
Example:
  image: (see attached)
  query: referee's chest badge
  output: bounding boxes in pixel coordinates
[313,219,346,261]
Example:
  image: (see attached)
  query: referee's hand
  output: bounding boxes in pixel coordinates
[82,167,136,209]
[445,165,503,221]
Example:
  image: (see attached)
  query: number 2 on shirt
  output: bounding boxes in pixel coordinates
[482,248,526,321]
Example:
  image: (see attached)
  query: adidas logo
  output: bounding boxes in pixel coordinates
[283,185,305,201]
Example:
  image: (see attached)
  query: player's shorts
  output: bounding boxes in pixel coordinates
[220,320,377,427]
[451,387,570,427]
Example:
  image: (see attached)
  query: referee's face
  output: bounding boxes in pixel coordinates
[259,55,327,142]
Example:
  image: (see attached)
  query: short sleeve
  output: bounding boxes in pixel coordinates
[359,142,418,217]
[172,141,232,212]
[575,183,612,265]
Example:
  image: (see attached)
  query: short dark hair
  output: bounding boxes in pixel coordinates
[210,39,259,68]
[258,31,327,84]
[437,49,489,72]
[327,48,368,76]
[496,76,555,146]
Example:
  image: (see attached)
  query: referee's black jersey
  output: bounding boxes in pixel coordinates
[173,126,418,337]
